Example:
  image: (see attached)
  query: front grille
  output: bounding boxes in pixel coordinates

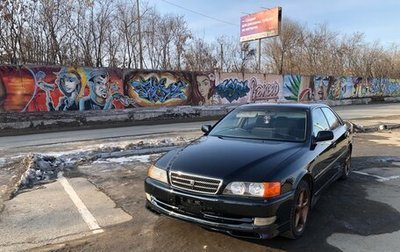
[169,171,222,194]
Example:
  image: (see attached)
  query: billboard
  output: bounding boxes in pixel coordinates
[240,7,282,42]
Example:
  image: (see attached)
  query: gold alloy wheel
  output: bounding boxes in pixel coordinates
[344,155,351,176]
[294,188,309,233]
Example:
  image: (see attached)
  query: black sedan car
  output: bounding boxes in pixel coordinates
[145,103,353,239]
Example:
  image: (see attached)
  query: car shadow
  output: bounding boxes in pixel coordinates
[151,156,400,252]
[242,156,400,251]
[153,156,400,252]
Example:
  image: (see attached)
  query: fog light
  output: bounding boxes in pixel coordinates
[145,193,151,201]
[254,216,276,226]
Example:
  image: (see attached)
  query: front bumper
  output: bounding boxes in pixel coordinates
[145,177,294,239]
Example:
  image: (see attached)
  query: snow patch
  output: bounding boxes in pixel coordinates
[11,134,197,196]
[16,154,75,192]
[94,155,151,164]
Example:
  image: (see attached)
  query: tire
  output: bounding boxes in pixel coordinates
[282,180,311,239]
[340,151,352,180]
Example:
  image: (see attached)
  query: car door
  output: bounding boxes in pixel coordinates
[310,108,337,192]
[321,107,348,175]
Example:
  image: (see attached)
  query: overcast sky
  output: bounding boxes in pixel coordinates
[146,0,400,46]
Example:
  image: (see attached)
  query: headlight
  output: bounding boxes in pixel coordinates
[230,182,246,195]
[223,182,281,198]
[147,165,168,184]
[249,183,264,196]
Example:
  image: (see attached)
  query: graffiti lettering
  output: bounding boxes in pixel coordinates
[216,79,250,103]
[250,77,280,101]
[130,76,188,103]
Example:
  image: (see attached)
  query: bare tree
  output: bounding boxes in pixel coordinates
[264,18,304,74]
[0,0,400,78]
[213,36,256,73]
[0,0,32,64]
[116,0,139,68]
[184,38,217,71]
[171,16,191,70]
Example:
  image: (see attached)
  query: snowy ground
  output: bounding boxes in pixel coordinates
[0,131,201,206]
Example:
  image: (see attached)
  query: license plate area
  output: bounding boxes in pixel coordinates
[176,196,204,214]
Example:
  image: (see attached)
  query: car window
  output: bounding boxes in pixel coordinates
[312,108,330,136]
[321,107,341,130]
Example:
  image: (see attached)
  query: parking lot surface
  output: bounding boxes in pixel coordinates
[1,129,400,251]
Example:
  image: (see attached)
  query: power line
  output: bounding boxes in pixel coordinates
[161,0,238,27]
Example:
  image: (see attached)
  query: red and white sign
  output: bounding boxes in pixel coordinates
[240,7,282,42]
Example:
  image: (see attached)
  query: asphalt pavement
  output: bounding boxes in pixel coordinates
[1,103,400,150]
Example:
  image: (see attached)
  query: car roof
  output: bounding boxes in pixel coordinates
[239,103,329,110]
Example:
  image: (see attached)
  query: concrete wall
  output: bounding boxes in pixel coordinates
[1,65,400,113]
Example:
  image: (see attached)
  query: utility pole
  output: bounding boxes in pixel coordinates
[136,0,143,69]
[220,43,223,71]
[280,42,284,75]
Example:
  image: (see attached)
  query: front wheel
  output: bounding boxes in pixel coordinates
[282,180,311,239]
[340,151,352,180]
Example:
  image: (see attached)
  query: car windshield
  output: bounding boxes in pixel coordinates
[209,107,307,142]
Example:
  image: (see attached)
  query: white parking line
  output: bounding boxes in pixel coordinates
[353,171,400,182]
[58,173,104,234]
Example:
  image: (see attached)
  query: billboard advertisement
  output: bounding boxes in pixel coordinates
[240,7,282,42]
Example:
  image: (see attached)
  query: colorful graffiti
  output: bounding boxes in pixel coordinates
[79,68,133,111]
[124,71,193,107]
[10,66,133,112]
[383,79,400,96]
[282,74,400,102]
[283,75,331,101]
[313,76,329,100]
[215,79,250,103]
[0,64,400,113]
[249,77,280,101]
[0,78,5,112]
[196,72,216,105]
[131,77,188,103]
[30,68,82,111]
[283,75,302,101]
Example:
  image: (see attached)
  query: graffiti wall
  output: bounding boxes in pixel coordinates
[283,74,400,102]
[0,66,133,112]
[123,70,209,107]
[214,73,283,104]
[0,66,216,112]
[0,64,400,113]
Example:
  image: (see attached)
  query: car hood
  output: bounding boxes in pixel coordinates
[162,136,303,182]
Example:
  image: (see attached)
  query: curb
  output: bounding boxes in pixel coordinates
[351,122,400,133]
[0,105,236,136]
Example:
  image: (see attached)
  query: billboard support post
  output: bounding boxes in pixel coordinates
[258,39,261,73]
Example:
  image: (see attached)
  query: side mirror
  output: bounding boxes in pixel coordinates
[201,125,212,134]
[315,131,334,142]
